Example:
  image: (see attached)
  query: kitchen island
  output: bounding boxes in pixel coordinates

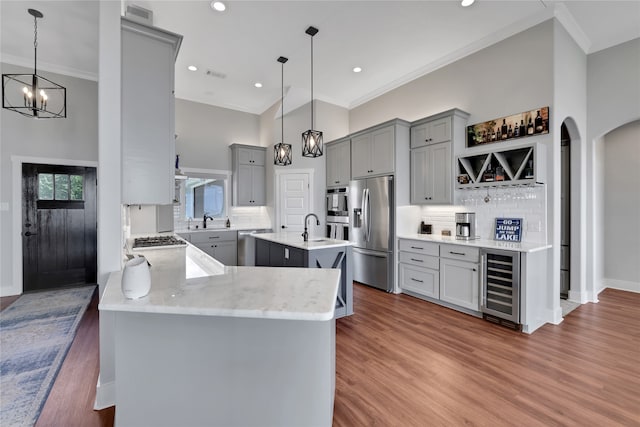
[99,244,339,427]
[254,232,354,318]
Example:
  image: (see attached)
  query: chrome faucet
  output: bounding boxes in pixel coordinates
[302,213,320,242]
[203,214,213,229]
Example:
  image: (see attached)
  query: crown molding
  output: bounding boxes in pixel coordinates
[553,3,591,53]
[1,53,98,82]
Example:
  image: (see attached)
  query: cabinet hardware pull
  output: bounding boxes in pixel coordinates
[410,278,424,283]
[410,246,423,250]
[410,258,423,262]
[450,251,466,256]
[209,236,220,239]
[24,231,37,236]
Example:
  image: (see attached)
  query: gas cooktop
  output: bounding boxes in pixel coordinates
[132,236,187,250]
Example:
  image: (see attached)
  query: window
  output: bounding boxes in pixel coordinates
[184,177,226,219]
[38,173,84,201]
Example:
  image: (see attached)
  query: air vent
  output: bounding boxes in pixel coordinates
[125,4,153,25]
[205,69,227,79]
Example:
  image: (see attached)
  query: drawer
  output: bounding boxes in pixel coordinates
[398,239,439,256]
[399,263,439,299]
[440,244,479,262]
[399,251,439,270]
[189,230,237,243]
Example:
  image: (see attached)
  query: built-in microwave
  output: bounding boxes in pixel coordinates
[326,187,349,219]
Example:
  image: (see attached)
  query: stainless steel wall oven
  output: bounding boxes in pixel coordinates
[326,187,349,240]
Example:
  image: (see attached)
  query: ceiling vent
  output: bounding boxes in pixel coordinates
[205,69,227,79]
[125,4,153,26]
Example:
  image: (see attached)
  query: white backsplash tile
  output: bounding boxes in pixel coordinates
[397,185,547,244]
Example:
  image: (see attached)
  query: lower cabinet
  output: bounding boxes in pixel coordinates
[254,238,353,318]
[399,238,480,315]
[178,230,238,266]
[439,258,480,311]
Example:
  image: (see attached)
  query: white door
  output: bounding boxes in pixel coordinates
[278,173,310,232]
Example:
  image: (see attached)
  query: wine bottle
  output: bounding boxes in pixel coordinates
[501,119,508,140]
[507,124,513,139]
[527,118,534,135]
[535,110,543,133]
[495,164,505,181]
[491,128,497,141]
[514,123,520,138]
[519,120,526,137]
[483,161,495,182]
[524,160,534,179]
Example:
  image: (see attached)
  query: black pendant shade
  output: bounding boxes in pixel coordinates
[302,26,323,158]
[2,9,67,119]
[274,56,292,166]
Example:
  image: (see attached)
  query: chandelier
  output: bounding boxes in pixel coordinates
[2,9,67,119]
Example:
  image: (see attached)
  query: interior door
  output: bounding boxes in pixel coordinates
[278,173,310,232]
[22,163,97,292]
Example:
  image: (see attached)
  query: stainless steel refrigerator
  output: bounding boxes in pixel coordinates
[349,176,394,292]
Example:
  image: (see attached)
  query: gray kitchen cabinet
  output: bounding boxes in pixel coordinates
[410,142,452,204]
[178,230,237,265]
[351,125,396,179]
[399,238,480,315]
[409,109,469,205]
[254,238,353,319]
[231,144,266,206]
[121,18,182,205]
[410,116,451,149]
[326,137,351,187]
[439,257,480,312]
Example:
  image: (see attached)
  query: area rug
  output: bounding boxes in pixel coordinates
[0,285,95,427]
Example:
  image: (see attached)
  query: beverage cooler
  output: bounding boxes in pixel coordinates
[481,249,521,327]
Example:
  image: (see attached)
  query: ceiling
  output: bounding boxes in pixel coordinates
[2,1,639,115]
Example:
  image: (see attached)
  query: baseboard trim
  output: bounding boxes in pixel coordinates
[94,375,115,410]
[604,278,640,293]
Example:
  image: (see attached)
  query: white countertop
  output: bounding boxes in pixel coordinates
[254,232,354,251]
[175,226,272,233]
[398,233,552,253]
[99,244,340,321]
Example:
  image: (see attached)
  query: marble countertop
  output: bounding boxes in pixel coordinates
[99,244,340,321]
[254,232,354,251]
[398,234,551,253]
[175,225,272,233]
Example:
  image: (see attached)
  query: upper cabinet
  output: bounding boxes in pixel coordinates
[351,121,409,179]
[231,144,266,206]
[410,109,469,205]
[121,18,182,205]
[410,116,451,149]
[326,137,351,187]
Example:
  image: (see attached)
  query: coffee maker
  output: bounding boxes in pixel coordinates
[455,212,478,240]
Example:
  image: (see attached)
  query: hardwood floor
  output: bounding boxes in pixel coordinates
[2,285,638,426]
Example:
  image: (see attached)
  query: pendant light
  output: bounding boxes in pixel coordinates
[301,26,323,158]
[274,56,292,166]
[2,9,67,118]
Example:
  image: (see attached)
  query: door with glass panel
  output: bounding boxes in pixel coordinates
[22,164,97,291]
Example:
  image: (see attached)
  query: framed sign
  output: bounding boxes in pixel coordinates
[467,107,549,148]
[494,218,522,242]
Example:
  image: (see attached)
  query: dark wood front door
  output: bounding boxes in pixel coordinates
[22,163,97,292]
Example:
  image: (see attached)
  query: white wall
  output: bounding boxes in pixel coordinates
[552,21,587,313]
[603,120,640,292]
[0,63,98,296]
[175,99,260,171]
[587,38,640,296]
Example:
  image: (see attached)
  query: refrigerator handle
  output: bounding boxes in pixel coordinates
[366,188,372,242]
[361,188,368,242]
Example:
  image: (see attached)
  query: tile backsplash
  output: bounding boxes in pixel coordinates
[399,185,547,244]
[173,205,271,230]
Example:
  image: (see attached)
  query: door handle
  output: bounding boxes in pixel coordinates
[24,231,37,237]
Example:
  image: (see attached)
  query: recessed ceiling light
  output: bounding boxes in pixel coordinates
[461,0,475,7]
[254,82,263,88]
[187,65,198,71]
[211,1,226,12]
[353,67,362,73]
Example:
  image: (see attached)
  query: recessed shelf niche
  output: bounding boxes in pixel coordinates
[456,143,545,188]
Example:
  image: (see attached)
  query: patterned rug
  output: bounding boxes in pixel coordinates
[0,286,95,427]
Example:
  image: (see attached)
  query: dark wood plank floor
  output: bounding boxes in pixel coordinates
[2,285,638,426]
